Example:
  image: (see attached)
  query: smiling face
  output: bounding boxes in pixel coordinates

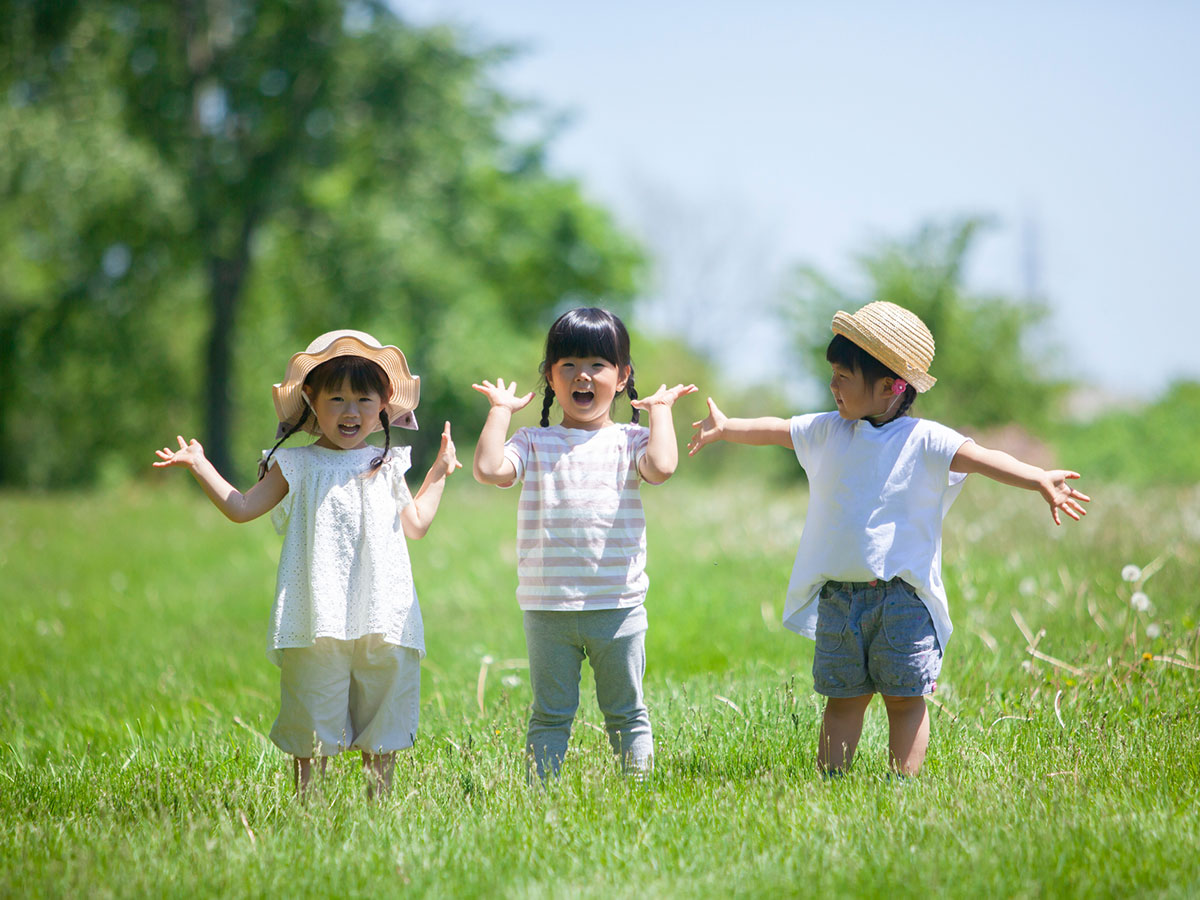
[829,362,899,422]
[547,355,630,430]
[305,377,386,450]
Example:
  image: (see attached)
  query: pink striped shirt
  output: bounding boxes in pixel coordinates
[503,424,652,611]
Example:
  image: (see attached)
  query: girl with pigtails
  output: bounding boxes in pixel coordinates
[155,330,461,797]
[472,307,696,779]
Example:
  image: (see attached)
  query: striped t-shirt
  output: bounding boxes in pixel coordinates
[503,424,653,611]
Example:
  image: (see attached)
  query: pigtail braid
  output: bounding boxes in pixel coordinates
[626,376,640,425]
[893,385,917,420]
[369,410,391,474]
[540,385,555,427]
[259,408,310,480]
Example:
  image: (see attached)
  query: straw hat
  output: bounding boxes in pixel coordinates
[272,330,420,436]
[831,301,937,392]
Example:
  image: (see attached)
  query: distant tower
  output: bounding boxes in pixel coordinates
[1020,210,1042,302]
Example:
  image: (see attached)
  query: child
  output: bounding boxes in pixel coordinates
[688,301,1089,777]
[154,329,461,797]
[471,307,696,778]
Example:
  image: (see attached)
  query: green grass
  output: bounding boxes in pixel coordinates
[3,470,1200,897]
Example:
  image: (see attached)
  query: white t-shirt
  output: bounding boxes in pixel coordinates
[503,424,652,611]
[784,412,971,650]
[264,444,424,665]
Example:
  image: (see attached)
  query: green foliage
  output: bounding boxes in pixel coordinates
[3,478,1199,895]
[0,1,642,486]
[785,217,1067,430]
[1053,381,1200,486]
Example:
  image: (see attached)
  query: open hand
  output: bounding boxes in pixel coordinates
[687,397,727,456]
[153,435,206,470]
[631,383,698,411]
[471,377,535,413]
[1041,470,1090,525]
[437,421,464,477]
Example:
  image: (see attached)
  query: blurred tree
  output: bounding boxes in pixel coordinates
[0,0,641,486]
[1054,381,1200,487]
[784,217,1066,429]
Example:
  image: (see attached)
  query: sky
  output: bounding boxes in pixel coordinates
[403,1,1199,405]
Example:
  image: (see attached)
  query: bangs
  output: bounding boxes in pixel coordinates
[305,356,390,399]
[826,334,895,384]
[543,308,627,369]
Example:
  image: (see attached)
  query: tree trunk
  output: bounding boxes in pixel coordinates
[203,250,249,480]
[0,317,19,486]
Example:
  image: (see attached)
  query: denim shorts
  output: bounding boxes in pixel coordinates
[812,578,942,698]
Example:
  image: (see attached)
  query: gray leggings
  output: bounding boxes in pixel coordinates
[522,605,653,778]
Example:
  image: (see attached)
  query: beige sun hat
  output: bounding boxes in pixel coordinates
[272,329,420,437]
[830,301,937,393]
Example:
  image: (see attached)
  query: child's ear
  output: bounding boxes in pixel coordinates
[617,365,632,392]
[301,386,315,408]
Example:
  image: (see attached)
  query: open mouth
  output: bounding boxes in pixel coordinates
[572,390,595,405]
[338,424,361,437]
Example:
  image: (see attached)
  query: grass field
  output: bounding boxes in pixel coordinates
[3,464,1200,897]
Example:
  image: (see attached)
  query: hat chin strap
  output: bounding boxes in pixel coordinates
[867,391,904,426]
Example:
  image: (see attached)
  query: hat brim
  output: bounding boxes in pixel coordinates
[831,311,936,393]
[272,335,420,436]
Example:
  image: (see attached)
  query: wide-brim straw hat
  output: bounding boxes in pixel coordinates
[831,301,937,393]
[273,329,420,437]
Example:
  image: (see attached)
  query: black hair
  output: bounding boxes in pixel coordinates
[537,307,638,427]
[258,355,392,479]
[825,333,917,426]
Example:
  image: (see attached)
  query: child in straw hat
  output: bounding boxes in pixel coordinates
[154,329,462,798]
[688,302,1089,777]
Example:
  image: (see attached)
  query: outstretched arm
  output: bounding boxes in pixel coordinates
[950,441,1090,525]
[153,435,288,523]
[401,421,463,539]
[687,397,793,456]
[631,383,698,483]
[471,377,533,486]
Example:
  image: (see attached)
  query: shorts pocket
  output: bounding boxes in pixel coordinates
[814,589,849,653]
[882,583,937,654]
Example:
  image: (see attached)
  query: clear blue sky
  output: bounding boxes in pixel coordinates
[405,0,1199,403]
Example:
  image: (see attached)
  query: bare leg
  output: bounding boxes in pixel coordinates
[293,756,328,797]
[361,751,396,799]
[817,694,873,774]
[882,694,930,776]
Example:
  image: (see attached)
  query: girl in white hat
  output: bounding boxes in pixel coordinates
[472,308,696,779]
[154,330,461,797]
[688,302,1089,777]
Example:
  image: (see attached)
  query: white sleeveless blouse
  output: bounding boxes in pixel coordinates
[263,444,424,665]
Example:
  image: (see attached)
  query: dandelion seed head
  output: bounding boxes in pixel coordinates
[1146,623,1162,638]
[501,674,520,689]
[1121,564,1142,583]
[1019,576,1037,597]
[1131,591,1151,612]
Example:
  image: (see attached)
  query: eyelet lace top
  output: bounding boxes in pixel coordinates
[263,444,424,665]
